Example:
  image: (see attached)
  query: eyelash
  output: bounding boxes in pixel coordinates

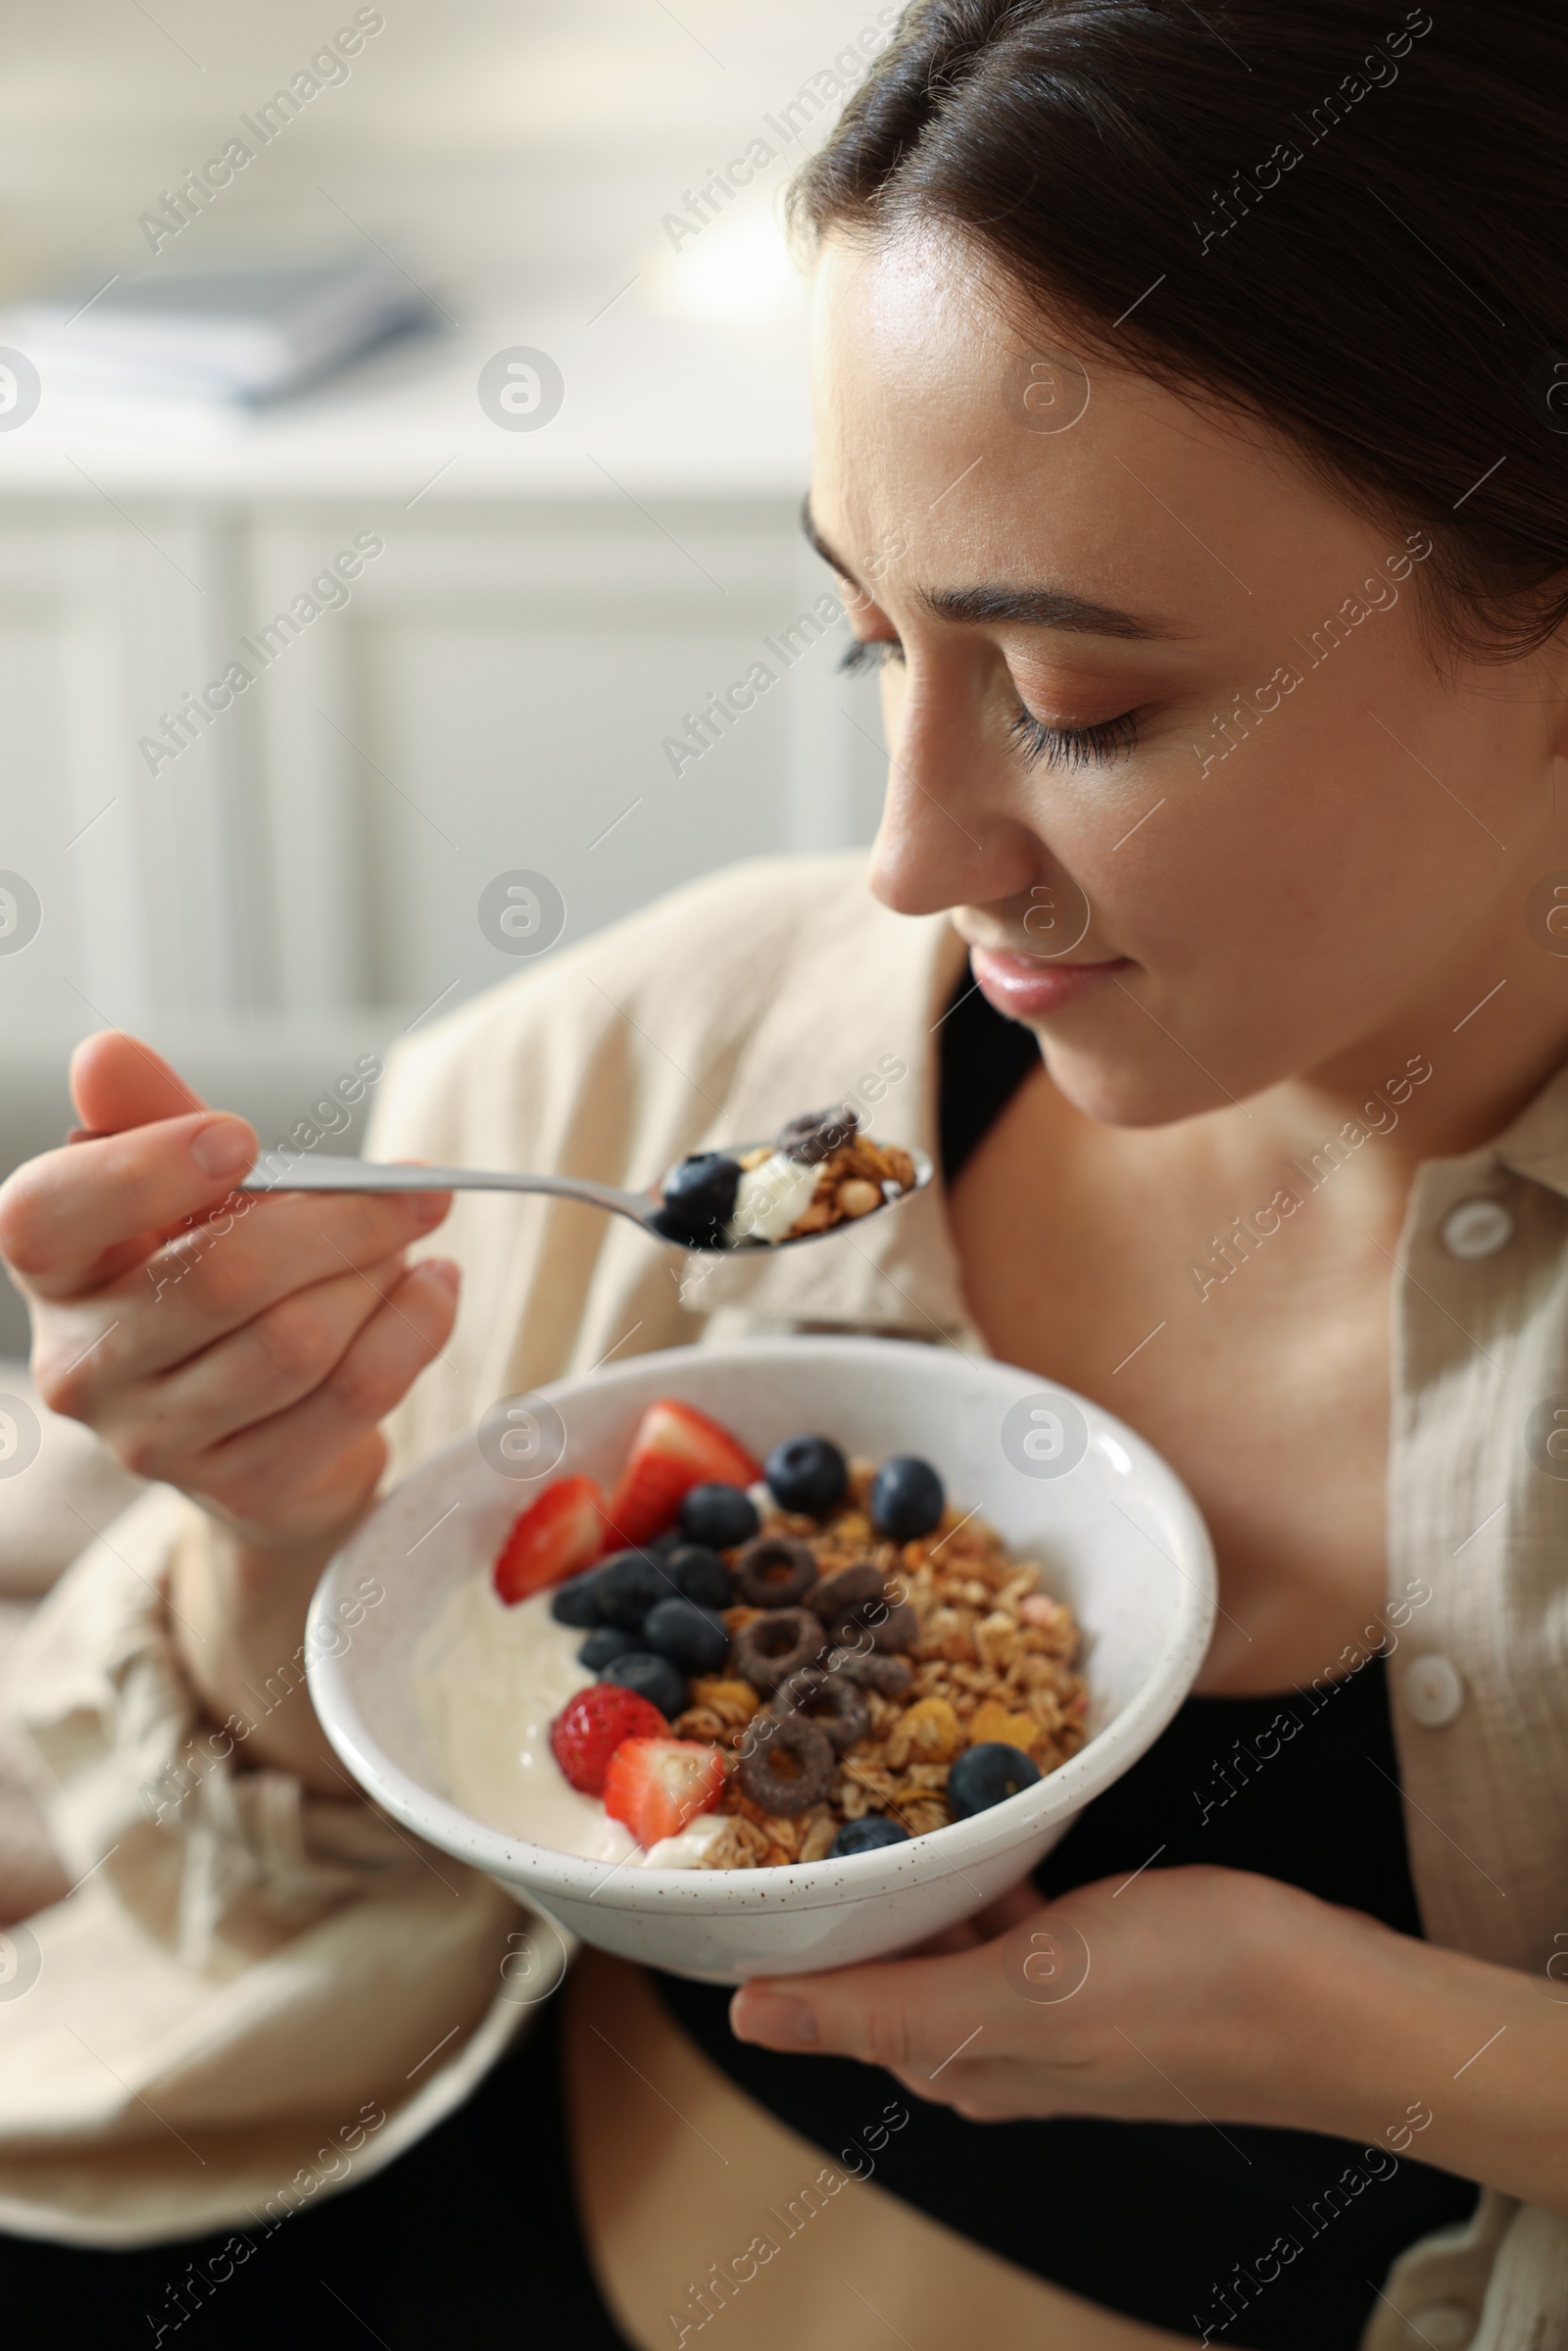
[1007,707,1142,772]
[838,636,903,676]
[838,635,1143,772]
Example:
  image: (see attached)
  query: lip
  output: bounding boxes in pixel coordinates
[971,946,1132,1019]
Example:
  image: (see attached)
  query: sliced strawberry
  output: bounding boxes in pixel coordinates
[492,1475,606,1605]
[604,1399,762,1548]
[603,1737,726,1847]
[550,1683,668,1796]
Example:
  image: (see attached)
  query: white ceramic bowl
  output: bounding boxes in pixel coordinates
[307,1338,1215,1984]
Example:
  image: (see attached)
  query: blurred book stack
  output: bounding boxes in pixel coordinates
[0,256,437,426]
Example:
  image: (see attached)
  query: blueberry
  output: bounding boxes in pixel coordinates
[594,1549,667,1630]
[549,1568,604,1628]
[679,1481,760,1550]
[644,1530,686,1559]
[603,1651,687,1718]
[655,1152,742,1242]
[945,1741,1042,1821]
[829,1816,909,1857]
[869,1454,945,1543]
[578,1626,637,1671]
[764,1434,848,1517]
[664,1543,731,1609]
[644,1596,731,1674]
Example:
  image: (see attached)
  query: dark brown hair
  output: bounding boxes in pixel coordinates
[790,1,1568,664]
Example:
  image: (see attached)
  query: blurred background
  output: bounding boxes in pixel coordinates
[0,0,895,1352]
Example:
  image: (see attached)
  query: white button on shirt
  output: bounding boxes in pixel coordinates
[1403,1653,1466,1728]
[1441,1196,1515,1258]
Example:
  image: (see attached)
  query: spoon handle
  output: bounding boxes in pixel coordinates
[239,1158,647,1221]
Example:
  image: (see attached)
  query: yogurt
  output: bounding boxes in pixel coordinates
[413,1576,725,1868]
[726,1151,820,1245]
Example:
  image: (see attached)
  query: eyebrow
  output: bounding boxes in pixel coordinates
[801,498,1182,643]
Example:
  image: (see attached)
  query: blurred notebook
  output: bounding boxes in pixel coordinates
[2,256,436,408]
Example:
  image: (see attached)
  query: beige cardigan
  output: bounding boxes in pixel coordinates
[1,854,1564,2344]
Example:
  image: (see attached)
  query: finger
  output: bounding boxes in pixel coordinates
[893,1921,989,1959]
[906,2054,1103,2122]
[0,1114,258,1299]
[70,1029,207,1130]
[860,1872,1049,1966]
[970,1876,1051,1938]
[730,1939,1008,2077]
[119,1185,453,1365]
[90,1253,416,1470]
[185,1258,461,1536]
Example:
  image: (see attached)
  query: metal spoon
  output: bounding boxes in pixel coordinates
[237,1140,933,1252]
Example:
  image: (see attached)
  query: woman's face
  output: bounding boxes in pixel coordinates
[808,228,1567,1125]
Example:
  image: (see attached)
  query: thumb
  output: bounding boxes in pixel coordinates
[70,1029,208,1134]
[730,1943,998,2076]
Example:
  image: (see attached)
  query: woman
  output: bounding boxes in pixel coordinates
[0,2,1564,2343]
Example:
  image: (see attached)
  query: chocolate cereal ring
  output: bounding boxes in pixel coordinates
[865,1599,920,1653]
[824,1646,914,1696]
[769,1667,869,1753]
[775,1105,859,1164]
[737,1710,836,1815]
[806,1562,883,1623]
[734,1535,819,1611]
[729,1606,824,1691]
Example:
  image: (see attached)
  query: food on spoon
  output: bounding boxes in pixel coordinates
[774,1106,860,1162]
[654,1105,918,1249]
[654,1151,743,1244]
[606,1398,762,1546]
[492,1475,606,1605]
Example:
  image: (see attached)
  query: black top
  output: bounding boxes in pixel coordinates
[650,967,1478,2349]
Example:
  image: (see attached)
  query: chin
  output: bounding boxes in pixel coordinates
[1033,1037,1234,1130]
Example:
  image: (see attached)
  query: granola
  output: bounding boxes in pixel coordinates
[680,1457,1090,1868]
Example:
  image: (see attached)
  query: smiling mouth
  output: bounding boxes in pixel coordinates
[969,944,1133,1019]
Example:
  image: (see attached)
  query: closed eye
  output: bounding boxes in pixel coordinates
[1009,707,1142,771]
[838,636,904,674]
[839,636,1141,771]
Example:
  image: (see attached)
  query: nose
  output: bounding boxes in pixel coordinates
[866,665,1041,918]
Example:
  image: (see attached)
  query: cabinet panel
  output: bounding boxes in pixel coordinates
[0,496,888,1030]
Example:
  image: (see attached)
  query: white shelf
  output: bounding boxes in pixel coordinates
[0,304,814,504]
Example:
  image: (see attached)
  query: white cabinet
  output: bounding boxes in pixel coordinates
[0,489,887,1029]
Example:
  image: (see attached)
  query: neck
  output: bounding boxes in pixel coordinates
[1207,912,1568,1228]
